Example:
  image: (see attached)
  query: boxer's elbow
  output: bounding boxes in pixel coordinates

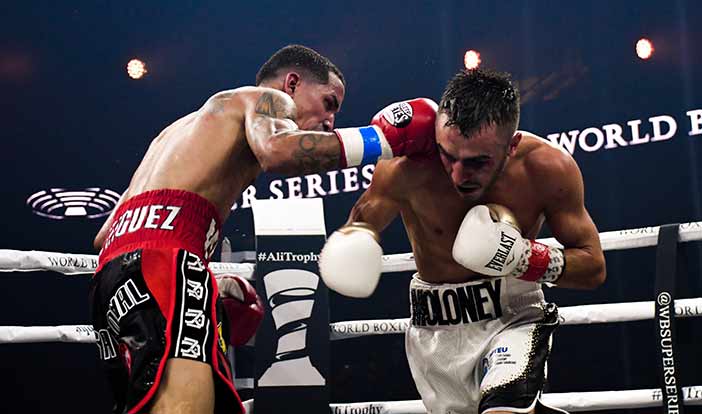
[257,151,290,174]
[561,250,606,290]
[93,226,109,252]
[93,234,105,252]
[254,138,289,174]
[583,254,606,289]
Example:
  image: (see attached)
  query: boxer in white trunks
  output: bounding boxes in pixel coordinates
[320,69,606,414]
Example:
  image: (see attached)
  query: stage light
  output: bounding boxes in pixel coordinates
[127,58,147,79]
[636,38,654,60]
[464,50,481,70]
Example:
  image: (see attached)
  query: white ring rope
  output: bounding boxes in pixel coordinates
[381,220,702,273]
[238,386,702,413]
[329,297,702,340]
[2,297,700,344]
[0,325,97,344]
[0,249,254,279]
[322,386,702,413]
[3,221,702,277]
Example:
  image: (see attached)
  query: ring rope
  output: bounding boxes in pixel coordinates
[239,386,702,413]
[0,249,255,278]
[3,221,702,277]
[329,386,702,413]
[2,297,700,344]
[381,220,702,273]
[329,297,702,340]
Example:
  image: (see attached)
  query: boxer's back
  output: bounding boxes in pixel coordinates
[123,88,263,222]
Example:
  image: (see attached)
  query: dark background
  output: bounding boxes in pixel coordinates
[2,1,701,413]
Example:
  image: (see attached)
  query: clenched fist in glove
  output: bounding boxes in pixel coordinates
[318,222,383,298]
[334,98,438,167]
[452,204,565,284]
[217,274,264,346]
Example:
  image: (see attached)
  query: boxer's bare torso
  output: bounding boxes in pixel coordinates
[120,89,265,222]
[95,82,344,248]
[351,132,583,284]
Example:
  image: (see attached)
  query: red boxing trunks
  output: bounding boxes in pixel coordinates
[90,189,243,414]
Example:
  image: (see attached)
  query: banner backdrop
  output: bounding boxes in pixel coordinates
[2,2,702,413]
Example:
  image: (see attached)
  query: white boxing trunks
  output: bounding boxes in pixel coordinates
[406,274,567,414]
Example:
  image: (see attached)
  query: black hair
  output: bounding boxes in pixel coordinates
[439,69,520,138]
[255,44,345,87]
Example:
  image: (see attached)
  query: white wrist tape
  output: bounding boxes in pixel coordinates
[335,125,392,167]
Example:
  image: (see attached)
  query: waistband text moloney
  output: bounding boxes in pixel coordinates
[411,279,503,326]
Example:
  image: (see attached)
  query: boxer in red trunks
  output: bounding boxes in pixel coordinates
[91,44,438,414]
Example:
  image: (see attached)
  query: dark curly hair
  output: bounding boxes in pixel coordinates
[439,69,519,139]
[256,44,345,87]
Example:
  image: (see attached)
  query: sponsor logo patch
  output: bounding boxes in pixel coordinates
[381,102,413,128]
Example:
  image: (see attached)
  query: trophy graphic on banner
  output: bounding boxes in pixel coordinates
[258,268,325,386]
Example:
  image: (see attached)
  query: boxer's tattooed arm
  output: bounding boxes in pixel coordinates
[254,92,297,120]
[247,90,340,174]
[291,133,340,173]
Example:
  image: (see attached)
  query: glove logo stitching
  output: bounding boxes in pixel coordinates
[483,231,517,272]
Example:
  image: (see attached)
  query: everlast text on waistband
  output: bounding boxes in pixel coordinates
[411,279,503,326]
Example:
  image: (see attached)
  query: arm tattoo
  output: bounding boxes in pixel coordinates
[292,133,340,173]
[255,92,296,120]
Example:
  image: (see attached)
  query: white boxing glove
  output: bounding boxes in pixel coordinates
[319,222,383,298]
[452,204,566,283]
[452,204,526,276]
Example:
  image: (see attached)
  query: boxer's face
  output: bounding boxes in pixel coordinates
[289,72,345,132]
[436,115,517,202]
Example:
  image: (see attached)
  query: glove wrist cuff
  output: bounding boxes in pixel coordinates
[512,240,566,284]
[338,222,380,243]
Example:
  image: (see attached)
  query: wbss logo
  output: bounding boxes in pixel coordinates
[27,187,121,220]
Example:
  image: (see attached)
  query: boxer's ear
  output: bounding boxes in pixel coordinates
[508,131,522,156]
[283,72,301,96]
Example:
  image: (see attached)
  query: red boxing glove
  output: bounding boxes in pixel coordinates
[217,274,264,347]
[334,98,438,167]
[371,98,438,161]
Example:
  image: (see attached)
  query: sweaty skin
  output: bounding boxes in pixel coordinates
[94,77,345,249]
[348,129,605,289]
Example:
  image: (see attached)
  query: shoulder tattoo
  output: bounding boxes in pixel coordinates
[255,92,296,120]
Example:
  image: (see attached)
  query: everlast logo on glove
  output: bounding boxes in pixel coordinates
[484,232,517,272]
[411,279,503,326]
